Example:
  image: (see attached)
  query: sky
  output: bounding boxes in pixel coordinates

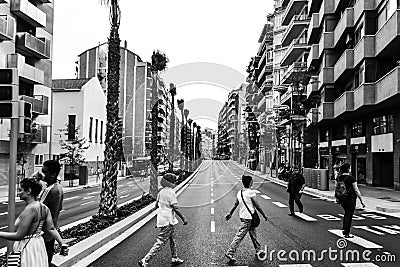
[52,0,274,129]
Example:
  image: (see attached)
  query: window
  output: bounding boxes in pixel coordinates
[320,130,329,142]
[100,121,104,144]
[373,114,394,135]
[35,154,44,165]
[354,64,364,88]
[95,119,98,143]
[351,121,364,137]
[67,115,76,140]
[354,22,364,44]
[89,117,93,142]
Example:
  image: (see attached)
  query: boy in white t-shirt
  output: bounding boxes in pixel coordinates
[225,175,268,262]
[139,173,188,267]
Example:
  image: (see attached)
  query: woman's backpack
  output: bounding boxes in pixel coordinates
[335,176,349,202]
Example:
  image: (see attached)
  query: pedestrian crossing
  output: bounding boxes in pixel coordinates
[328,230,383,249]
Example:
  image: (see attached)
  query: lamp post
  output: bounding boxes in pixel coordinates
[169,83,176,171]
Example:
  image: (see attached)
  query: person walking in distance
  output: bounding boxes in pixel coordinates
[287,166,305,216]
[39,160,64,265]
[335,163,365,238]
[139,173,188,267]
[225,175,268,262]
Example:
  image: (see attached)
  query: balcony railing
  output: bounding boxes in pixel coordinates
[16,32,51,59]
[30,125,48,144]
[317,102,334,121]
[334,49,354,82]
[20,95,49,115]
[7,53,44,84]
[282,0,308,26]
[281,37,309,66]
[0,15,15,41]
[282,14,310,46]
[375,10,400,56]
[333,91,354,117]
[334,7,354,47]
[354,36,375,67]
[306,108,318,127]
[307,13,320,44]
[10,0,46,27]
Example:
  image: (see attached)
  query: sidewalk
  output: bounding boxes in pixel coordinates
[233,162,400,214]
[0,174,129,203]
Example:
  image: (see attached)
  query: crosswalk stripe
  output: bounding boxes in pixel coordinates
[211,208,214,215]
[272,202,287,208]
[341,263,379,266]
[0,212,7,216]
[294,212,317,221]
[253,190,260,194]
[353,226,384,235]
[372,225,400,235]
[328,230,383,249]
[279,264,313,267]
[260,195,271,200]
[338,214,365,220]
[211,221,215,232]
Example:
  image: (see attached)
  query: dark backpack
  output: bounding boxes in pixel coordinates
[335,176,349,202]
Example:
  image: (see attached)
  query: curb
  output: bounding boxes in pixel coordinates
[52,162,204,267]
[376,205,400,213]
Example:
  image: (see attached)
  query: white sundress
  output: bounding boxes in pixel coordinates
[13,204,48,267]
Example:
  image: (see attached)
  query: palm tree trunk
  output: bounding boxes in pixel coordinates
[99,19,122,217]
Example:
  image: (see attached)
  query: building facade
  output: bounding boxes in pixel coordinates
[0,0,54,185]
[52,77,106,174]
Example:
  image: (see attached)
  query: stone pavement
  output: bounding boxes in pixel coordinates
[233,162,400,215]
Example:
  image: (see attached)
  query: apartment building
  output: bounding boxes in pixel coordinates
[307,0,400,189]
[217,102,229,157]
[0,0,54,185]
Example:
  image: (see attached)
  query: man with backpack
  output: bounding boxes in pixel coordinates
[335,163,365,238]
[287,166,305,216]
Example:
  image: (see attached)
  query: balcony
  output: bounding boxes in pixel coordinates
[281,37,309,66]
[306,76,319,98]
[7,54,44,84]
[31,125,48,144]
[354,36,375,66]
[318,67,334,89]
[282,0,308,26]
[307,13,320,44]
[281,0,291,8]
[375,10,400,57]
[334,49,354,82]
[317,102,334,122]
[307,44,319,70]
[318,32,334,58]
[353,0,375,26]
[334,91,354,117]
[257,64,273,84]
[280,87,305,106]
[10,0,46,28]
[308,0,323,16]
[318,0,335,25]
[20,95,49,115]
[0,15,15,40]
[281,61,307,84]
[306,108,318,127]
[375,66,400,105]
[282,14,310,46]
[16,32,51,59]
[334,7,354,47]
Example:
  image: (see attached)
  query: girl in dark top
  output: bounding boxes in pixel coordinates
[336,163,365,238]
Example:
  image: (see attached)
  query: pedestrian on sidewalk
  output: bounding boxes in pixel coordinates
[0,178,67,267]
[225,175,268,263]
[287,166,305,216]
[139,173,188,267]
[39,160,64,266]
[335,163,365,238]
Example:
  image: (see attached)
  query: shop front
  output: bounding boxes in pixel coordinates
[350,143,367,184]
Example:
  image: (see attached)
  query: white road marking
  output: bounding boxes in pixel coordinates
[211,221,215,232]
[128,185,135,187]
[0,226,7,230]
[338,214,365,220]
[120,194,129,199]
[272,202,287,208]
[328,230,383,249]
[82,196,95,200]
[294,212,317,222]
[80,201,95,206]
[361,213,386,220]
[341,263,379,266]
[64,196,79,201]
[353,226,384,235]
[211,208,214,215]
[211,199,214,204]
[317,214,341,221]
[86,192,98,195]
[211,192,214,197]
[372,226,400,234]
[253,190,260,194]
[384,225,400,230]
[0,212,7,216]
[260,195,271,200]
[60,209,66,213]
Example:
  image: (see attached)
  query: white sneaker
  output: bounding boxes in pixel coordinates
[171,257,184,264]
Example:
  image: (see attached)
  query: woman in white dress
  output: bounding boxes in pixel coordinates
[0,178,67,267]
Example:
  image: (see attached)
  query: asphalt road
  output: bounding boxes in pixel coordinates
[0,176,150,249]
[91,160,400,267]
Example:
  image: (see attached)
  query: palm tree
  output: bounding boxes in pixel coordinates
[149,50,169,196]
[98,0,123,217]
[177,99,185,169]
[168,83,176,171]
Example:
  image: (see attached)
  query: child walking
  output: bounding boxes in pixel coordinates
[139,173,188,266]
